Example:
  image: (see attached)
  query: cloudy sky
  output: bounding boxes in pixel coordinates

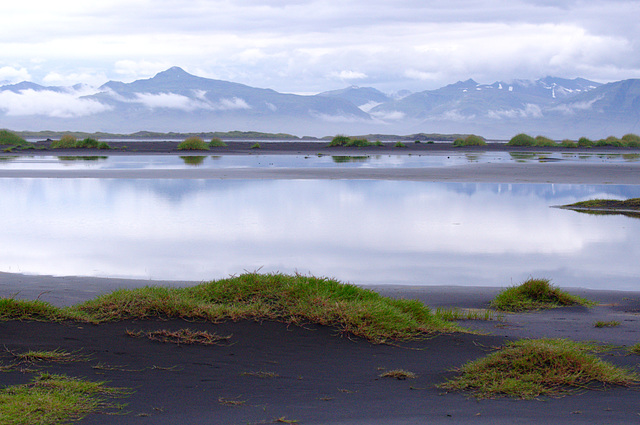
[1,0,639,94]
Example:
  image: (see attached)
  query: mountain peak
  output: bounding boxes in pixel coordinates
[153,66,192,79]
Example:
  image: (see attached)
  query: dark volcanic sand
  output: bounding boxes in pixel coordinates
[1,275,640,424]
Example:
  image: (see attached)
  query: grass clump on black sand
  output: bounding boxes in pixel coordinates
[50,134,77,149]
[70,273,458,343]
[490,278,593,312]
[0,298,62,321]
[0,373,129,424]
[12,348,85,364]
[560,197,640,211]
[453,134,486,147]
[328,135,374,147]
[177,136,209,150]
[126,328,232,346]
[439,338,638,399]
[209,137,227,147]
[0,130,29,146]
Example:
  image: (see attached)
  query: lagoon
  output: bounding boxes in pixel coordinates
[1,172,639,290]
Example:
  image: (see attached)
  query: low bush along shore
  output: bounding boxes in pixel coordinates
[1,273,637,424]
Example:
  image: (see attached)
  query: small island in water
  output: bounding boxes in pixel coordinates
[557,198,640,218]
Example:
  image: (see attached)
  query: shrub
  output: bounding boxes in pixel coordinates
[453,134,486,147]
[490,278,593,312]
[0,129,28,146]
[346,138,372,147]
[578,137,593,148]
[534,136,556,147]
[209,137,227,147]
[507,133,536,146]
[374,140,384,146]
[560,139,578,148]
[394,141,407,148]
[97,142,111,150]
[75,138,100,148]
[328,135,351,147]
[622,133,640,148]
[177,136,209,151]
[50,135,77,149]
[595,136,624,147]
[251,142,261,149]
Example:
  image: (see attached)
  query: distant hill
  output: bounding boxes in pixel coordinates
[0,67,638,139]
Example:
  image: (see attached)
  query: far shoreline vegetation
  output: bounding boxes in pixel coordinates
[2,129,640,152]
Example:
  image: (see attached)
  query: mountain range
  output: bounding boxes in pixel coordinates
[1,66,639,139]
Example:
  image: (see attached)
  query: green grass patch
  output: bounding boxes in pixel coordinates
[628,343,640,355]
[177,136,209,150]
[208,137,227,147]
[561,139,578,148]
[328,135,374,147]
[453,134,486,147]
[439,338,638,399]
[0,298,62,321]
[490,278,593,312]
[11,273,458,343]
[394,141,407,148]
[250,142,261,149]
[0,373,129,425]
[534,136,557,147]
[622,133,640,148]
[434,307,503,322]
[328,135,351,147]
[180,155,206,166]
[594,321,621,328]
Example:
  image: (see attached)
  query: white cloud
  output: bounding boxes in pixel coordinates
[487,103,544,119]
[0,89,111,118]
[0,66,31,84]
[329,70,368,81]
[1,1,640,93]
[358,101,381,112]
[549,96,603,115]
[130,92,251,111]
[370,110,405,121]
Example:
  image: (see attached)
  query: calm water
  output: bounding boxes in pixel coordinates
[1,175,639,290]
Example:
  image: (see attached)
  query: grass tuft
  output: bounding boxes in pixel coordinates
[12,348,85,363]
[0,130,29,146]
[251,142,261,149]
[0,298,61,321]
[0,373,129,425]
[126,328,232,345]
[379,369,417,380]
[490,278,593,312]
[507,133,536,146]
[594,321,621,328]
[439,338,639,399]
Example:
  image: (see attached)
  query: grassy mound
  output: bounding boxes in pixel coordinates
[328,135,375,147]
[0,130,28,146]
[50,135,77,149]
[453,134,486,147]
[439,338,638,399]
[208,137,227,147]
[507,133,537,146]
[177,136,209,150]
[490,278,593,312]
[0,273,459,343]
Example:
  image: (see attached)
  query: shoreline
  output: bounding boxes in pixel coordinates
[1,141,640,184]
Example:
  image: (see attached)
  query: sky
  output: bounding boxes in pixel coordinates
[1,0,639,94]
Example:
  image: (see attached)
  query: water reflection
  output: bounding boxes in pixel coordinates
[1,179,639,291]
[1,151,638,172]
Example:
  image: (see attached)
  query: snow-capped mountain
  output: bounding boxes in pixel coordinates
[0,67,638,139]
